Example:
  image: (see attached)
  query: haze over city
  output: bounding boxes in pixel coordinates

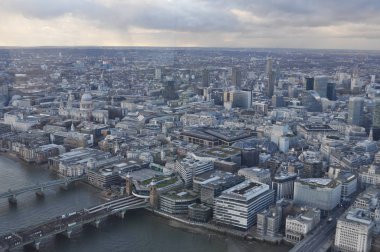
[1,0,380,49]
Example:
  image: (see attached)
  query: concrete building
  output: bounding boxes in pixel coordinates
[223,90,252,110]
[256,204,282,237]
[272,172,298,201]
[193,170,244,206]
[188,203,212,222]
[335,208,374,252]
[213,181,275,230]
[238,168,271,185]
[359,164,380,186]
[174,156,214,187]
[293,178,341,211]
[159,189,198,215]
[285,208,321,243]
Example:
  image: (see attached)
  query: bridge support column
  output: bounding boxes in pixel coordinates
[64,230,72,239]
[60,184,68,191]
[91,218,105,229]
[117,210,127,219]
[8,195,17,205]
[34,241,41,251]
[36,188,45,198]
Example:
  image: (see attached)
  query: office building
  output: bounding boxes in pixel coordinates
[159,189,198,215]
[213,181,275,230]
[223,90,252,110]
[256,204,282,237]
[188,203,212,222]
[313,76,328,98]
[238,168,271,185]
[327,82,336,100]
[334,208,374,252]
[305,77,314,91]
[348,97,365,126]
[193,170,244,206]
[293,178,341,211]
[231,67,242,87]
[272,172,298,201]
[174,156,214,187]
[201,69,210,87]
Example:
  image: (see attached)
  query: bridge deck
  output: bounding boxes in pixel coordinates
[0,195,147,251]
[0,177,83,199]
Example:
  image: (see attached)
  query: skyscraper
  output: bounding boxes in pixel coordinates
[373,98,380,128]
[348,97,364,126]
[327,82,336,100]
[201,69,209,87]
[313,76,328,98]
[266,57,273,76]
[231,67,242,87]
[266,57,275,98]
[305,77,314,91]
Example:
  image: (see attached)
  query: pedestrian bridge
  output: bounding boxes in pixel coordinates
[0,176,83,204]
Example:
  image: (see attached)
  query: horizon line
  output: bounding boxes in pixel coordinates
[0,45,380,52]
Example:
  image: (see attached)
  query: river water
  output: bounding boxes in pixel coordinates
[0,154,290,252]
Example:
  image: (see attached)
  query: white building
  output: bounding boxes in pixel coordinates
[213,181,275,230]
[293,178,341,211]
[285,208,321,243]
[359,164,380,186]
[335,209,374,252]
[175,156,213,187]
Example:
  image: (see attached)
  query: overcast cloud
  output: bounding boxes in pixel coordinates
[0,0,380,49]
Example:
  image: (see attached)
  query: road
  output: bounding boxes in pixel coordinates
[289,207,346,252]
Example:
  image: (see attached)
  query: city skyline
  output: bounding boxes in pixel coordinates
[1,0,380,50]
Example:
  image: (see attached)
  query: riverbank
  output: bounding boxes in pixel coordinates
[147,208,291,250]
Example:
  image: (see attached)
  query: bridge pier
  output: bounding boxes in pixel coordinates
[35,188,45,198]
[8,195,17,205]
[60,184,69,191]
[91,218,105,229]
[117,210,127,219]
[63,230,72,239]
[34,241,41,251]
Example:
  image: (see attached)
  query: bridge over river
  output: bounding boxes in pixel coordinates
[0,195,148,251]
[0,176,83,204]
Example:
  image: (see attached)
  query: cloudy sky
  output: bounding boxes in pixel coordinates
[1,0,380,49]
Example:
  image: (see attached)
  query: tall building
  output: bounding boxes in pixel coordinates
[266,57,273,76]
[155,68,162,80]
[305,77,314,91]
[327,82,336,101]
[372,98,380,140]
[313,76,328,98]
[201,69,210,87]
[348,97,365,126]
[231,67,242,87]
[162,80,178,101]
[213,181,275,230]
[334,208,374,252]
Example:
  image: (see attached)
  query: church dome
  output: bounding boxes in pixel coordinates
[81,93,92,102]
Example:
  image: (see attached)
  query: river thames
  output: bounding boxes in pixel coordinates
[0,154,290,252]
